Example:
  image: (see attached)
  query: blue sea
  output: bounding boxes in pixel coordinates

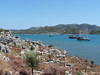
[15,34,100,65]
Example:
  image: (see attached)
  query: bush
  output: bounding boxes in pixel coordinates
[30,46,35,51]
[24,51,40,75]
[76,72,82,75]
[48,45,54,48]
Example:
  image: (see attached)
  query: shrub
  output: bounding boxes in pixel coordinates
[30,46,35,51]
[48,45,54,48]
[24,51,40,75]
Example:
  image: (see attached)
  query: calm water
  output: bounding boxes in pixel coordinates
[15,34,100,65]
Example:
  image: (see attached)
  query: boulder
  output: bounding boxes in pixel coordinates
[0,70,4,75]
[0,43,10,53]
[19,70,29,75]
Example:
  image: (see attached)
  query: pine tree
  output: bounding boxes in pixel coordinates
[24,51,40,75]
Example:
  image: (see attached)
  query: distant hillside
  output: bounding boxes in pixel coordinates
[90,30,100,34]
[11,24,100,34]
[0,29,9,32]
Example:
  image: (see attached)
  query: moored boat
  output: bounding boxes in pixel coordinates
[69,35,79,39]
[49,34,55,37]
[77,37,91,41]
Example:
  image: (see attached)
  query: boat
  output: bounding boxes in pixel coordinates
[77,36,91,41]
[77,29,92,41]
[49,34,55,37]
[69,35,79,39]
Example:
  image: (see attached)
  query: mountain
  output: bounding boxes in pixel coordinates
[11,24,100,34]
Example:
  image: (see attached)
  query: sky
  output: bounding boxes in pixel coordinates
[0,0,100,29]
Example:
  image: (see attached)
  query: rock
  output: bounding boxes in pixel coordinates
[0,43,10,53]
[19,70,29,75]
[5,72,11,75]
[50,49,61,55]
[2,56,9,62]
[0,70,4,75]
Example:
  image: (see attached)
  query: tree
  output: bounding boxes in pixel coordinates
[24,51,40,75]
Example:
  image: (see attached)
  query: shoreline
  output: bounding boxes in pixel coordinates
[15,34,100,65]
[0,32,100,75]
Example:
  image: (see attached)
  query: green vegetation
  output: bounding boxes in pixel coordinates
[12,24,100,34]
[12,27,79,34]
[30,46,35,51]
[76,72,82,75]
[0,29,5,32]
[0,29,9,32]
[91,60,94,64]
[4,30,9,32]
[24,51,40,75]
[13,42,16,46]
[48,45,54,48]
[90,30,100,34]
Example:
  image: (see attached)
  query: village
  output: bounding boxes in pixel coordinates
[0,31,100,75]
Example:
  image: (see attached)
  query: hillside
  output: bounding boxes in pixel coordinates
[11,24,100,34]
[0,30,100,75]
[0,29,9,33]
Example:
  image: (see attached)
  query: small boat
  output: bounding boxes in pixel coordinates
[77,37,91,41]
[69,35,78,39]
[49,34,55,37]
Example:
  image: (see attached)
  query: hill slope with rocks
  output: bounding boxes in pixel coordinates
[0,31,100,75]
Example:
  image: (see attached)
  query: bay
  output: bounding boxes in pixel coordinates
[15,34,100,65]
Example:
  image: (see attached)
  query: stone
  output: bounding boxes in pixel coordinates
[19,70,29,75]
[0,70,4,75]
[5,72,11,75]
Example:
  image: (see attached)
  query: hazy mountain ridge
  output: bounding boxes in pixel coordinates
[11,24,100,34]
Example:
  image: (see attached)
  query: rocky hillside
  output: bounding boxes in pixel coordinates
[12,24,100,34]
[0,31,100,75]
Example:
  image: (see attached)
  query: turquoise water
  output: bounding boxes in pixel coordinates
[15,34,100,65]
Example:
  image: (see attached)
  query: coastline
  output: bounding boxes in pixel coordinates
[15,34,100,65]
[0,32,100,75]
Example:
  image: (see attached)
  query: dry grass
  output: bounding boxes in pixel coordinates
[0,57,12,71]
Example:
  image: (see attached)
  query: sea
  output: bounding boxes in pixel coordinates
[15,34,100,65]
